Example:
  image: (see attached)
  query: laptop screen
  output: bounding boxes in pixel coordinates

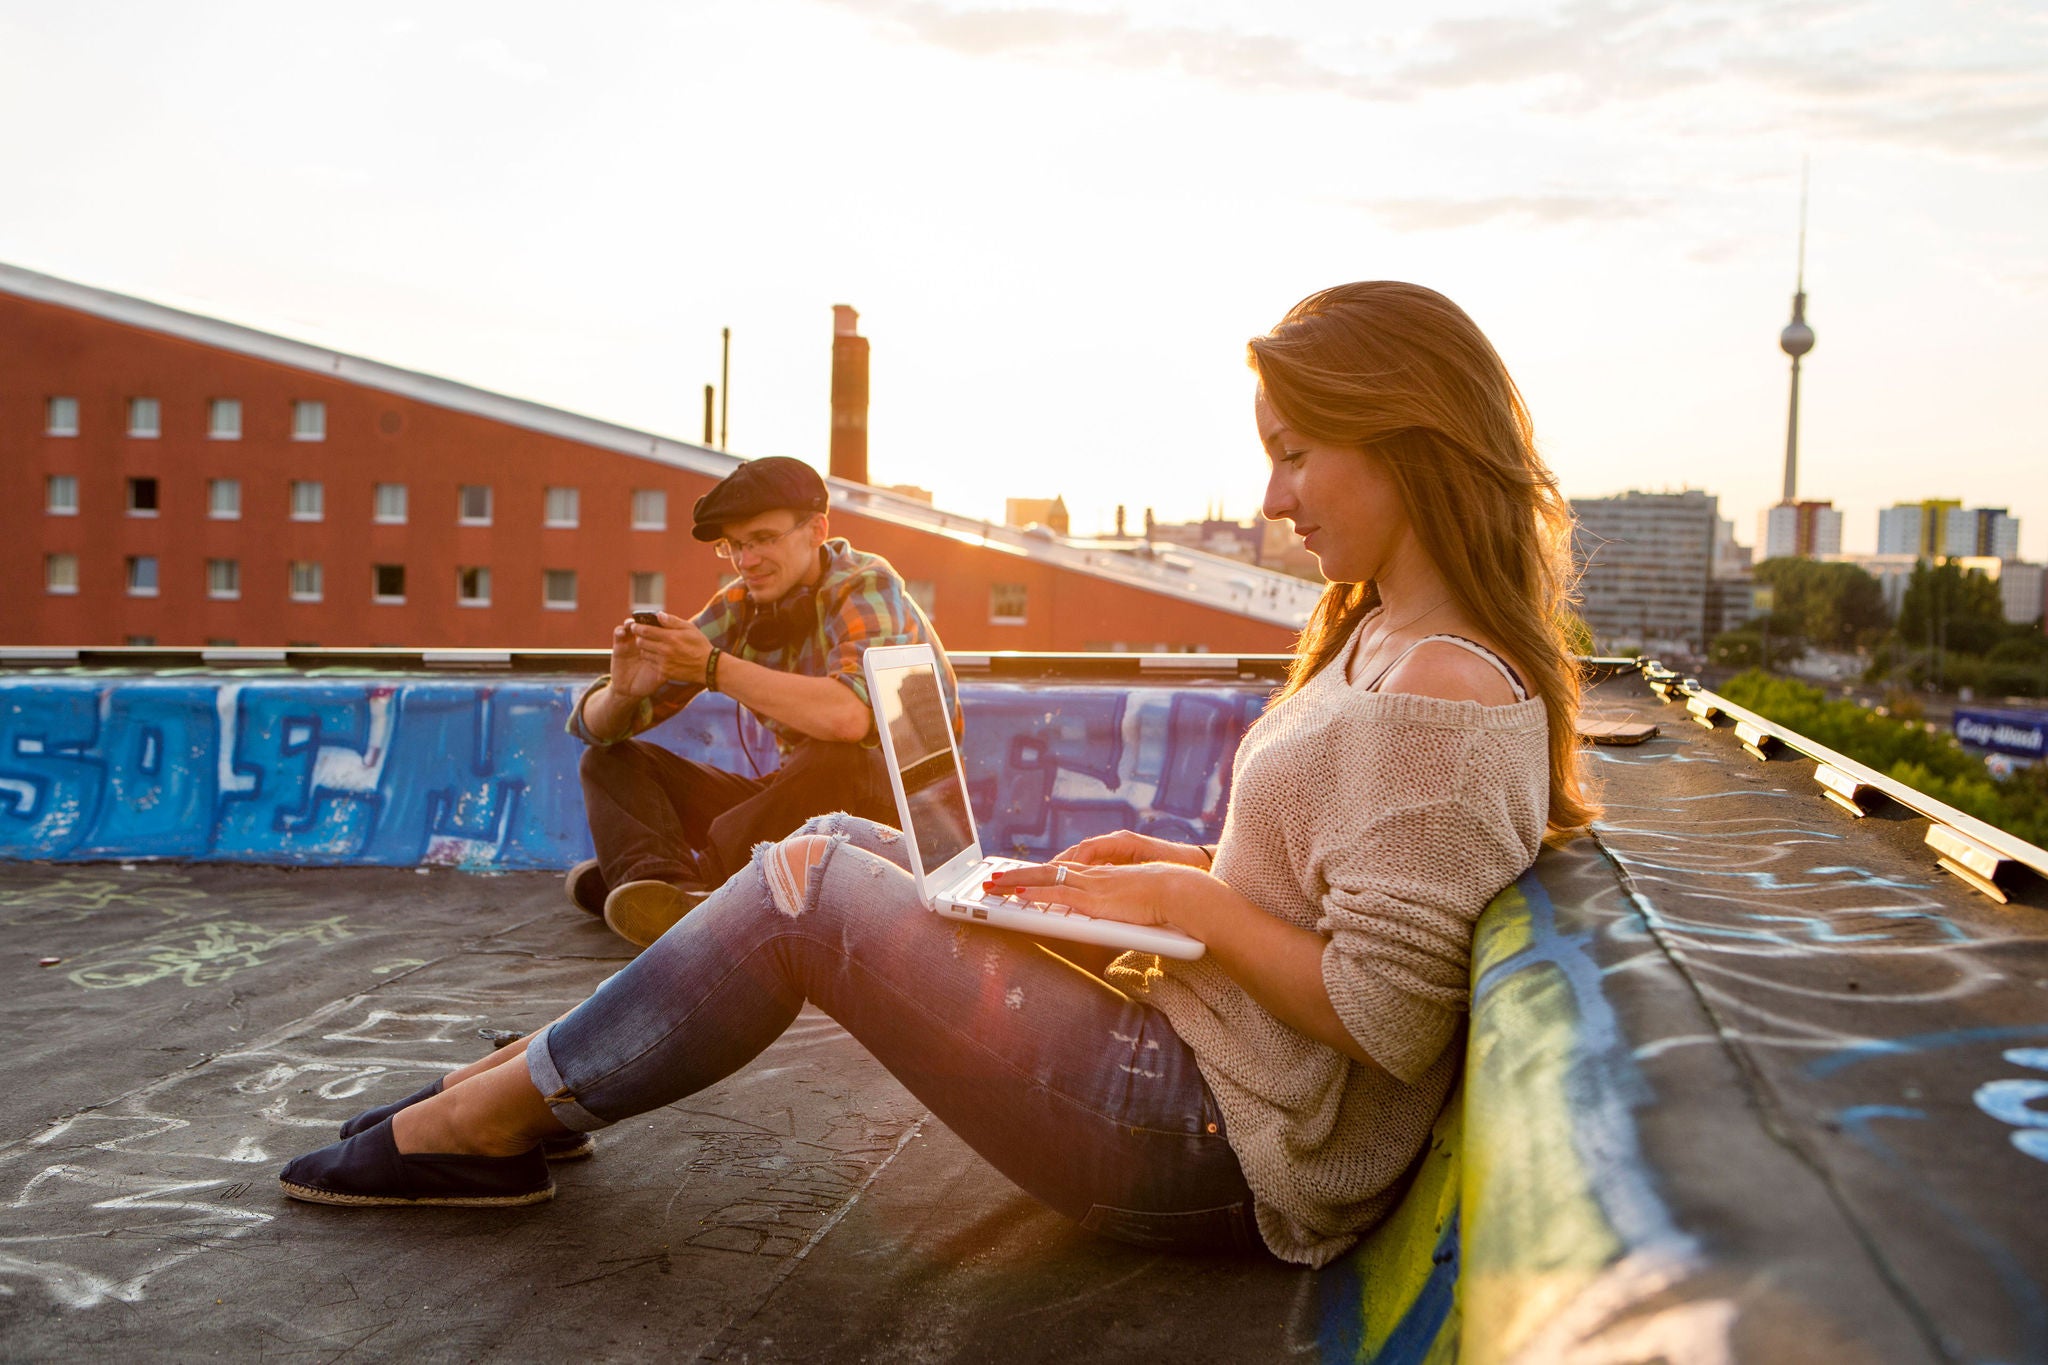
[871,658,975,871]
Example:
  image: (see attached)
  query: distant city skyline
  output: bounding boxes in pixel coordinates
[1,0,2041,559]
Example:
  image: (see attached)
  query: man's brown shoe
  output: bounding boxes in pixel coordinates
[603,880,710,949]
[565,858,608,917]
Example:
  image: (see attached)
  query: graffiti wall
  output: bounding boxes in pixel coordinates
[0,676,1268,868]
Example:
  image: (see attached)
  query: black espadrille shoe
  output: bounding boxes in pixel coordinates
[280,1118,554,1208]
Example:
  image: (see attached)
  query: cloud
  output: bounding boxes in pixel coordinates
[1686,236,1755,264]
[1722,43,2048,159]
[1388,0,1734,107]
[821,0,1375,98]
[823,0,2048,161]
[456,36,549,85]
[1361,192,1668,232]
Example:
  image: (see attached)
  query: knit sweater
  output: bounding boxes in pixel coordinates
[1107,625,1550,1266]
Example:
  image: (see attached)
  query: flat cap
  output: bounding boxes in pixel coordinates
[691,457,830,542]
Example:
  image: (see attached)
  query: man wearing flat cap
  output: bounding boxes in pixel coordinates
[565,456,960,948]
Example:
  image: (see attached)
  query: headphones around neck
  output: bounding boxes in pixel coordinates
[744,583,818,653]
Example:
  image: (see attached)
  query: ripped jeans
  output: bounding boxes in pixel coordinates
[526,813,1259,1254]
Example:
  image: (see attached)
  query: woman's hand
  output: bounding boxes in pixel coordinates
[998,849,1382,1069]
[984,860,1218,931]
[1054,830,1211,869]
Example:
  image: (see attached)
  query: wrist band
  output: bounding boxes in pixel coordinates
[704,647,722,693]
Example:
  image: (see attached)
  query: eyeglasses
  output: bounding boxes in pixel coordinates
[712,516,818,562]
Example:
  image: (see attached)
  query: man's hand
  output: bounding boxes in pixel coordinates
[1054,830,1212,869]
[608,613,713,699]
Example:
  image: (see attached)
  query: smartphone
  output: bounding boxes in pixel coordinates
[630,611,662,627]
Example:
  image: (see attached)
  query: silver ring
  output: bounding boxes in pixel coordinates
[1054,865,1068,886]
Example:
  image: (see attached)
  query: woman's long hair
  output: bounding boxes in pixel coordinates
[1248,282,1596,835]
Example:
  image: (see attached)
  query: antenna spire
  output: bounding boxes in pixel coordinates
[1795,157,1809,294]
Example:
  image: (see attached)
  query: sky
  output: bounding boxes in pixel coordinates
[2,0,2044,557]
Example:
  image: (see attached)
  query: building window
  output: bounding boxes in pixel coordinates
[631,489,666,530]
[458,566,492,606]
[128,397,161,437]
[290,480,324,521]
[374,482,408,523]
[543,569,578,610]
[290,561,324,602]
[46,475,79,516]
[629,571,665,613]
[458,484,493,525]
[907,580,937,618]
[207,558,241,600]
[544,486,580,528]
[127,555,159,597]
[46,396,80,436]
[208,478,241,519]
[127,476,160,516]
[292,400,326,441]
[372,563,406,603]
[990,582,1028,625]
[46,553,79,595]
[208,398,242,439]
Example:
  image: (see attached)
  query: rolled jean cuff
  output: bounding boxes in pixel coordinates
[525,1020,610,1133]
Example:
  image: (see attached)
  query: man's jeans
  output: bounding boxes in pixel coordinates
[578,737,895,895]
[529,813,1259,1254]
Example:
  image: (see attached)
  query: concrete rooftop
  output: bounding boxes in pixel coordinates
[1,675,2045,1362]
[0,863,1314,1361]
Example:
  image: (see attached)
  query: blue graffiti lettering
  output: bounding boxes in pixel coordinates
[0,689,104,855]
[0,676,1264,871]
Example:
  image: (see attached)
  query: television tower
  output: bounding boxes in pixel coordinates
[1779,165,1815,503]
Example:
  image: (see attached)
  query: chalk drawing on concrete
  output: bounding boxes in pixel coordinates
[0,990,503,1311]
[1591,739,2048,1363]
[64,916,354,990]
[0,870,212,928]
[1976,1047,2048,1164]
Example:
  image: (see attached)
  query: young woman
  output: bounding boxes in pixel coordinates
[279,282,1594,1268]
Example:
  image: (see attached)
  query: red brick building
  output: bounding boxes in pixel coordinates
[2,264,1313,653]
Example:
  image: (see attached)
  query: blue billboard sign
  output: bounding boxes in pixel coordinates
[1953,707,2048,760]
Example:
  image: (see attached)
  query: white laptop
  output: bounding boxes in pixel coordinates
[862,644,1205,961]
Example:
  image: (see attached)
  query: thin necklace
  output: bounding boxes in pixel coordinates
[1351,593,1453,686]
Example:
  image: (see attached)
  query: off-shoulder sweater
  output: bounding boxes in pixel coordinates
[1107,625,1550,1267]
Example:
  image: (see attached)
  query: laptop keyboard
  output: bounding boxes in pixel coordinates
[953,859,1090,920]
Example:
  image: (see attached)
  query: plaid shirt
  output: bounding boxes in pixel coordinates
[567,538,961,755]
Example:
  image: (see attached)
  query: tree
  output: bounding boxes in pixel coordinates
[1898,559,2007,659]
[1752,557,1889,648]
[1710,630,1802,670]
[1718,669,2048,844]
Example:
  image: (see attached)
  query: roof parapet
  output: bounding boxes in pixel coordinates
[1625,658,2048,904]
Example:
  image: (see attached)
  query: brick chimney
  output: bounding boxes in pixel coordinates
[830,305,869,484]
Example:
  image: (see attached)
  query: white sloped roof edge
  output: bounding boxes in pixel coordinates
[0,260,740,480]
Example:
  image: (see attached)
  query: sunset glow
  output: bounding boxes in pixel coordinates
[2,0,2041,555]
